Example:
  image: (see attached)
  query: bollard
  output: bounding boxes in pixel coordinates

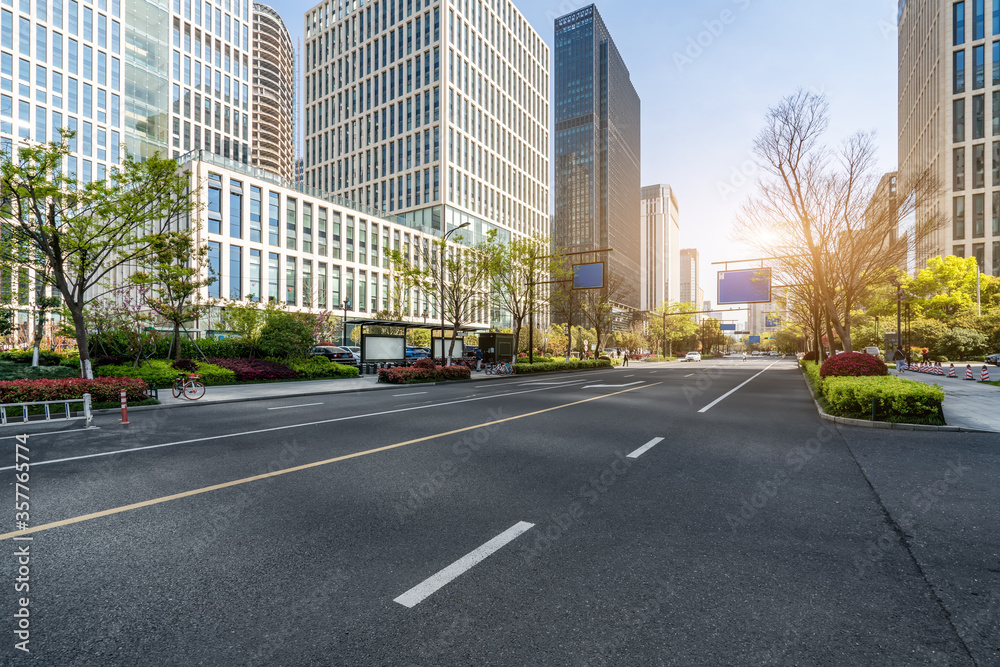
[871,398,877,421]
[120,389,130,425]
[83,392,93,428]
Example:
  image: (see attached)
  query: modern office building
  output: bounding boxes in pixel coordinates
[251,2,295,179]
[899,0,1000,275]
[301,0,549,252]
[639,184,680,311]
[180,150,491,330]
[552,4,640,309]
[679,248,699,307]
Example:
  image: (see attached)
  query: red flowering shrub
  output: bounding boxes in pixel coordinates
[0,377,149,404]
[819,351,888,379]
[207,357,297,381]
[412,358,436,370]
[440,365,472,380]
[377,364,471,384]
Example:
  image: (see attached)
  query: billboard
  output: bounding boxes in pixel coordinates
[361,335,406,362]
[717,268,772,305]
[765,315,781,328]
[573,262,605,289]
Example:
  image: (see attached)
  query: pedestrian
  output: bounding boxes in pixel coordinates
[742,351,747,362]
[474,347,483,371]
[622,350,629,367]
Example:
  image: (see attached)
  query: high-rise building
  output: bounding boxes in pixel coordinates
[899,0,1000,275]
[679,248,699,307]
[252,2,295,179]
[301,0,550,248]
[553,4,640,309]
[640,184,680,311]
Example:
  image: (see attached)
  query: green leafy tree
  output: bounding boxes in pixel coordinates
[484,233,551,351]
[647,301,698,357]
[907,256,980,320]
[935,327,988,361]
[0,136,191,377]
[130,230,215,361]
[257,312,314,360]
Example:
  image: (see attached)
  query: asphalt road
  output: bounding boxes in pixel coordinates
[0,358,997,666]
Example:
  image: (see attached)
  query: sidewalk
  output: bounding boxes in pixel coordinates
[152,369,514,407]
[899,366,1000,432]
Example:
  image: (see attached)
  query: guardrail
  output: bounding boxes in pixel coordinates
[0,393,93,428]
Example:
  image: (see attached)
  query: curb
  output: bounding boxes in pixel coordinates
[798,367,995,434]
[93,365,616,415]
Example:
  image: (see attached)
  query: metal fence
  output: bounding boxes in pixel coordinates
[0,393,93,428]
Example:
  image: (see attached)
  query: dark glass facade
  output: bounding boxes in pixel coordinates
[553,5,640,308]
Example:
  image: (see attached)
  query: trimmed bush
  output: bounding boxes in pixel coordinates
[287,357,360,379]
[0,350,64,366]
[822,376,944,422]
[802,350,818,362]
[0,377,149,403]
[257,313,314,360]
[95,359,237,387]
[412,358,437,370]
[819,351,888,379]
[513,359,612,374]
[171,358,199,372]
[0,361,77,381]
[377,364,471,384]
[206,357,296,382]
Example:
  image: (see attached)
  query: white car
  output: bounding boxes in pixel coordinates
[685,352,702,362]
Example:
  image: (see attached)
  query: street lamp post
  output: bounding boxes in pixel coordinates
[342,299,351,347]
[439,222,470,366]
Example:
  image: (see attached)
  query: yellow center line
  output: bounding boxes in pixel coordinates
[0,382,661,541]
[684,373,694,378]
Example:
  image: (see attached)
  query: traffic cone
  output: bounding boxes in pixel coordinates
[949,364,956,378]
[982,366,991,382]
[966,364,974,380]
[937,363,944,376]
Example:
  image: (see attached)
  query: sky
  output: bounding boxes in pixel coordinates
[267,0,900,308]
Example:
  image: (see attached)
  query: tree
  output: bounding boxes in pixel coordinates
[647,301,698,358]
[0,137,192,377]
[907,256,981,320]
[130,230,215,360]
[30,295,61,366]
[734,90,937,354]
[484,233,551,352]
[257,312,314,360]
[389,232,491,364]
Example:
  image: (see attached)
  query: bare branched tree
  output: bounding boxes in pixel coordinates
[734,90,938,354]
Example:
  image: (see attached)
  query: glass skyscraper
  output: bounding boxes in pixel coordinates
[553,4,640,309]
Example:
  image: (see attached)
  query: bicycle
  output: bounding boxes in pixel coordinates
[172,373,206,400]
[485,362,515,376]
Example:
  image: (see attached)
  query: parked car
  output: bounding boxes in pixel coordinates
[310,346,359,366]
[341,345,362,363]
[685,351,702,362]
[405,346,430,359]
[986,353,1000,366]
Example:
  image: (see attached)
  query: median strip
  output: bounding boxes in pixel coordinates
[393,521,535,608]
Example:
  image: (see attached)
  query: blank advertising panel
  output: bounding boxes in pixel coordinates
[717,268,772,305]
[573,262,605,289]
[362,335,406,361]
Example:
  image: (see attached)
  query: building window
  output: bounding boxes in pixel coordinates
[974,143,986,187]
[975,0,985,40]
[302,203,312,254]
[955,50,966,93]
[285,256,296,306]
[974,193,986,236]
[229,188,242,238]
[249,248,261,301]
[954,245,966,258]
[249,185,261,243]
[318,263,327,309]
[268,192,280,245]
[358,270,367,312]
[302,259,312,308]
[974,44,985,88]
[318,207,328,256]
[973,94,985,138]
[229,245,242,299]
[207,241,221,298]
[286,198,297,251]
[332,265,341,307]
[955,147,966,190]
[207,178,222,234]
[974,242,985,273]
[994,143,1000,185]
[955,196,966,239]
[332,211,341,260]
[994,92,1000,135]
[268,253,279,303]
[993,241,1000,276]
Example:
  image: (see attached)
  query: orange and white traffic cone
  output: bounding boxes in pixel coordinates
[948,364,956,378]
[982,366,991,382]
[966,364,974,380]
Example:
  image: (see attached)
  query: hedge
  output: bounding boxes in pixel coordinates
[0,350,65,366]
[206,357,297,382]
[377,364,471,384]
[513,359,612,374]
[801,360,944,423]
[822,376,944,421]
[0,377,149,403]
[286,357,359,379]
[0,361,78,381]
[95,359,237,387]
[820,351,888,378]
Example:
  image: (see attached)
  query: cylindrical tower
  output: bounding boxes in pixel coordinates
[252,3,295,180]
